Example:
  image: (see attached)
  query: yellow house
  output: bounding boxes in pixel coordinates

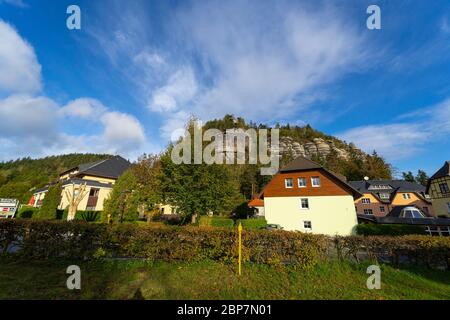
[426,161,450,217]
[252,157,362,236]
[30,156,131,212]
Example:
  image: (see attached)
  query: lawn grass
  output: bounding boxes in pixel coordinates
[0,258,448,300]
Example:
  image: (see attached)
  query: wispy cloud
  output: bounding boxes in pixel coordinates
[337,98,450,161]
[0,0,28,8]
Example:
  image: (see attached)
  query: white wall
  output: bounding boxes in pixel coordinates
[264,195,358,236]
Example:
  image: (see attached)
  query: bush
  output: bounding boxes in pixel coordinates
[356,223,426,236]
[16,206,40,219]
[1,220,449,270]
[237,218,267,230]
[198,216,234,228]
[38,183,62,220]
[61,209,102,222]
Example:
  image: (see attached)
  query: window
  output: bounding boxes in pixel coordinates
[447,202,450,214]
[379,193,390,200]
[368,184,392,190]
[363,209,373,215]
[298,177,307,188]
[89,188,99,197]
[402,193,411,200]
[311,176,321,187]
[439,183,450,194]
[379,206,385,213]
[401,209,425,219]
[285,178,293,188]
[361,198,371,204]
[300,198,309,209]
[303,221,312,230]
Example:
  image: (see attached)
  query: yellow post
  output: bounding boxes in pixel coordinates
[107,214,111,224]
[238,222,242,276]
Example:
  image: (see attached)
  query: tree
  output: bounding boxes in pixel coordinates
[415,170,429,187]
[38,182,62,220]
[402,171,416,183]
[64,183,88,221]
[160,149,242,224]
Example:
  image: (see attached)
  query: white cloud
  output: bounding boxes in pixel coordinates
[0,95,59,139]
[337,98,450,161]
[0,20,41,95]
[98,111,146,153]
[149,67,198,113]
[0,0,28,8]
[59,98,107,119]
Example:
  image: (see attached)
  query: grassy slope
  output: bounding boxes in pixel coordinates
[0,259,448,300]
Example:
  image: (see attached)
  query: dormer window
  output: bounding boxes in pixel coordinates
[285,178,293,188]
[368,184,392,190]
[362,198,371,204]
[379,193,390,200]
[298,177,307,187]
[402,193,411,200]
[311,177,321,187]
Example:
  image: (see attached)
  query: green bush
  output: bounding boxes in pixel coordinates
[237,218,267,229]
[16,206,40,219]
[61,209,102,222]
[198,216,234,228]
[356,223,426,236]
[1,220,449,270]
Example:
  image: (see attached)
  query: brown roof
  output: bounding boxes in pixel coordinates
[248,198,264,207]
[279,156,361,197]
[426,161,450,193]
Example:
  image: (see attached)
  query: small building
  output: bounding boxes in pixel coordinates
[349,180,433,217]
[30,155,131,212]
[426,161,450,217]
[252,156,362,236]
[248,196,265,218]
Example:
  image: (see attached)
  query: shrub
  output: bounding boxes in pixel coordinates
[198,216,234,228]
[16,206,40,219]
[237,218,267,230]
[61,209,102,222]
[38,183,62,220]
[356,223,426,236]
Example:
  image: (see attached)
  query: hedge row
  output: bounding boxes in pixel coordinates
[237,218,267,229]
[356,224,426,236]
[0,220,326,269]
[0,220,448,269]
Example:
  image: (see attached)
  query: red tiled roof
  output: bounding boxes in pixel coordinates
[248,198,264,207]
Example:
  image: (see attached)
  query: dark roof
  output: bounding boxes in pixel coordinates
[348,180,426,193]
[430,161,450,180]
[386,205,432,218]
[62,155,131,180]
[280,157,322,172]
[279,156,361,197]
[79,155,130,179]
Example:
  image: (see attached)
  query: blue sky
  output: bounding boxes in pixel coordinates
[1,0,450,177]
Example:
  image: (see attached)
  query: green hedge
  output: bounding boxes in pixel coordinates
[16,206,40,219]
[237,218,267,229]
[356,223,426,236]
[0,220,327,269]
[1,220,449,269]
[198,216,234,228]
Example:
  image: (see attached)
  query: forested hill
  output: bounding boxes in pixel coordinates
[204,114,393,183]
[0,154,112,203]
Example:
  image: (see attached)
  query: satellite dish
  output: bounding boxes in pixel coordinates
[364,176,369,181]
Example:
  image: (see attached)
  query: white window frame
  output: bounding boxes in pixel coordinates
[285,178,293,188]
[363,209,373,215]
[298,177,307,188]
[402,193,411,200]
[362,198,371,204]
[303,220,312,231]
[300,198,309,210]
[379,206,385,213]
[311,176,321,187]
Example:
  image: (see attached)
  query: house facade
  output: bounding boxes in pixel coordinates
[349,180,433,217]
[30,156,131,212]
[426,161,450,217]
[251,157,361,236]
